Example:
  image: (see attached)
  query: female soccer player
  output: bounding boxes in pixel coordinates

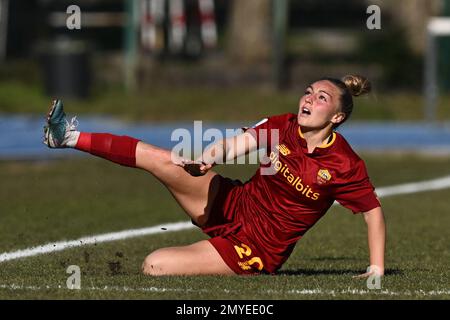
[44,75,385,277]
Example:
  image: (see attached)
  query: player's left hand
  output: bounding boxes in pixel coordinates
[352,271,374,279]
[353,266,384,278]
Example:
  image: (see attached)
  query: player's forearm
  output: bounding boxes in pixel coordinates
[200,133,255,165]
[199,139,227,166]
[364,207,386,274]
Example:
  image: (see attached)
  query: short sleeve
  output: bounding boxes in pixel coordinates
[245,114,293,150]
[333,160,380,214]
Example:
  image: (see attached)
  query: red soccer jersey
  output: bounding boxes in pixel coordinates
[224,113,380,273]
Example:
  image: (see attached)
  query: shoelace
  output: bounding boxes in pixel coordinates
[66,116,79,131]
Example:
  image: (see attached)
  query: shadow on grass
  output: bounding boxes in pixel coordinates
[278,269,358,276]
[278,268,403,276]
[306,256,359,261]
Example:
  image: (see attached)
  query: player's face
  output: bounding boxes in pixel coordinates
[298,80,346,130]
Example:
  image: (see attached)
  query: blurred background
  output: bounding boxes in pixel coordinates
[1,0,450,157]
[1,1,450,299]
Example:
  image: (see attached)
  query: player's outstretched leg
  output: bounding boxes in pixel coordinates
[43,99,220,226]
[44,99,139,166]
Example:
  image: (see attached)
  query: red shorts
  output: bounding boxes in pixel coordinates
[198,175,268,275]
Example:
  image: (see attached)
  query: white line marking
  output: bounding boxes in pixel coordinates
[0,221,194,263]
[0,284,206,293]
[0,284,448,296]
[1,175,450,264]
[375,175,450,198]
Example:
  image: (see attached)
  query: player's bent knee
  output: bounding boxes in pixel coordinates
[141,251,168,276]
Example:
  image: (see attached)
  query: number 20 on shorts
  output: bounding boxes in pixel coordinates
[233,243,264,271]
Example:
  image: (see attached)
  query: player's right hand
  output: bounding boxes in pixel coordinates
[177,159,213,177]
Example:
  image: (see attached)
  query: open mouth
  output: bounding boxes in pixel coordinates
[301,107,311,115]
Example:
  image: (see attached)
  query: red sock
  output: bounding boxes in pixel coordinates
[75,133,140,167]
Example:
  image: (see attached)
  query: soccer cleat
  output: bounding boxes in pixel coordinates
[43,99,78,148]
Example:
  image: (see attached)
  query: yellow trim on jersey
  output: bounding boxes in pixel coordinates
[318,132,336,148]
[298,127,304,139]
[298,126,336,149]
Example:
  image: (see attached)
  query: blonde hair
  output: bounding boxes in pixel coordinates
[318,74,371,128]
[342,75,371,97]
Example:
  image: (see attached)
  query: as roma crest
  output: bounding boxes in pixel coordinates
[317,169,332,185]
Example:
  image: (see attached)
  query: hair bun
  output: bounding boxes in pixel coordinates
[342,75,371,97]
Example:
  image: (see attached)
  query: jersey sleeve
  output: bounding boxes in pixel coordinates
[245,114,292,150]
[333,160,381,214]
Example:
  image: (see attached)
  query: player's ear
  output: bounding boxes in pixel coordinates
[331,112,346,125]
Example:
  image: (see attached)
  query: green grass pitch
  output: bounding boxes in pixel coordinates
[0,154,449,299]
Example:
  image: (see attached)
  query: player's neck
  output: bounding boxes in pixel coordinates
[301,127,333,153]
